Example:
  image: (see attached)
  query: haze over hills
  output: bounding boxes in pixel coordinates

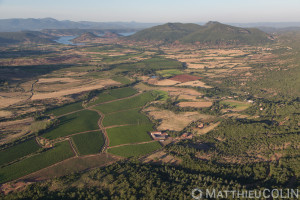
[0,31,56,45]
[128,21,274,45]
[0,18,159,32]
[1,18,300,33]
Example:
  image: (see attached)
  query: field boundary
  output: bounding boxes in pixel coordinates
[108,140,157,149]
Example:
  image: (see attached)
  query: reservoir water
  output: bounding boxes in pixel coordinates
[55,32,136,45]
[54,36,77,45]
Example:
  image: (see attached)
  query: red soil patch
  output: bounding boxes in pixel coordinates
[169,74,201,82]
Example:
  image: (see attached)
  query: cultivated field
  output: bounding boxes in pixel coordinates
[94,91,155,114]
[220,100,251,111]
[106,124,153,147]
[0,139,40,166]
[42,110,99,139]
[144,107,213,131]
[108,141,161,157]
[102,108,151,127]
[0,141,74,183]
[72,131,104,155]
[46,101,83,116]
[88,87,138,106]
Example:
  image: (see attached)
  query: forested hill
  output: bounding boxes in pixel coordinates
[128,21,275,45]
[0,31,56,45]
[127,23,202,42]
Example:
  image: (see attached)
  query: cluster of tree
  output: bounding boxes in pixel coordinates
[3,158,298,199]
[165,140,299,188]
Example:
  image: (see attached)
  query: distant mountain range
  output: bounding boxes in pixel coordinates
[0,18,159,32]
[1,18,300,33]
[1,18,299,46]
[0,31,56,45]
[128,22,274,45]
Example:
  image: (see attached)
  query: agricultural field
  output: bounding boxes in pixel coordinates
[42,110,99,139]
[102,108,151,127]
[151,90,169,101]
[94,91,155,114]
[144,107,213,131]
[220,100,251,111]
[111,77,132,84]
[87,87,138,106]
[1,21,300,198]
[0,139,40,166]
[108,141,162,157]
[156,69,183,78]
[46,101,83,116]
[115,57,183,71]
[0,141,74,183]
[106,124,153,147]
[72,131,104,155]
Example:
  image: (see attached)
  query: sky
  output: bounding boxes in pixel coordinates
[0,0,299,23]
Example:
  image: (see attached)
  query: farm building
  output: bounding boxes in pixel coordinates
[150,131,168,140]
[181,132,192,139]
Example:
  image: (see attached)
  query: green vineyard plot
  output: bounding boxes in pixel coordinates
[72,131,104,155]
[107,124,153,147]
[46,101,83,117]
[0,141,74,184]
[87,87,137,106]
[43,110,99,139]
[102,108,151,127]
[108,142,162,157]
[94,91,155,114]
[0,139,40,166]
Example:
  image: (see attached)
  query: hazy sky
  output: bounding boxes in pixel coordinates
[0,0,299,23]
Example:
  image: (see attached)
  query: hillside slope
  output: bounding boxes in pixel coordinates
[129,22,274,45]
[127,23,201,42]
[71,32,99,43]
[181,21,274,45]
[0,31,56,45]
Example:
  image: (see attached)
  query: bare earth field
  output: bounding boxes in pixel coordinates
[32,79,120,100]
[144,106,213,131]
[38,78,78,83]
[153,79,180,86]
[177,80,212,88]
[0,94,30,109]
[178,101,213,108]
[0,118,33,145]
[141,150,181,165]
[159,87,202,96]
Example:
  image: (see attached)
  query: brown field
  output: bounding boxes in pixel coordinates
[154,79,180,86]
[169,74,201,82]
[141,150,181,165]
[187,63,206,69]
[160,87,202,96]
[144,107,213,131]
[38,78,78,83]
[177,80,212,88]
[178,101,213,108]
[0,118,34,145]
[0,95,28,109]
[32,79,119,100]
[0,110,13,118]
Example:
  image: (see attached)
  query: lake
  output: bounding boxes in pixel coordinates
[55,32,136,45]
